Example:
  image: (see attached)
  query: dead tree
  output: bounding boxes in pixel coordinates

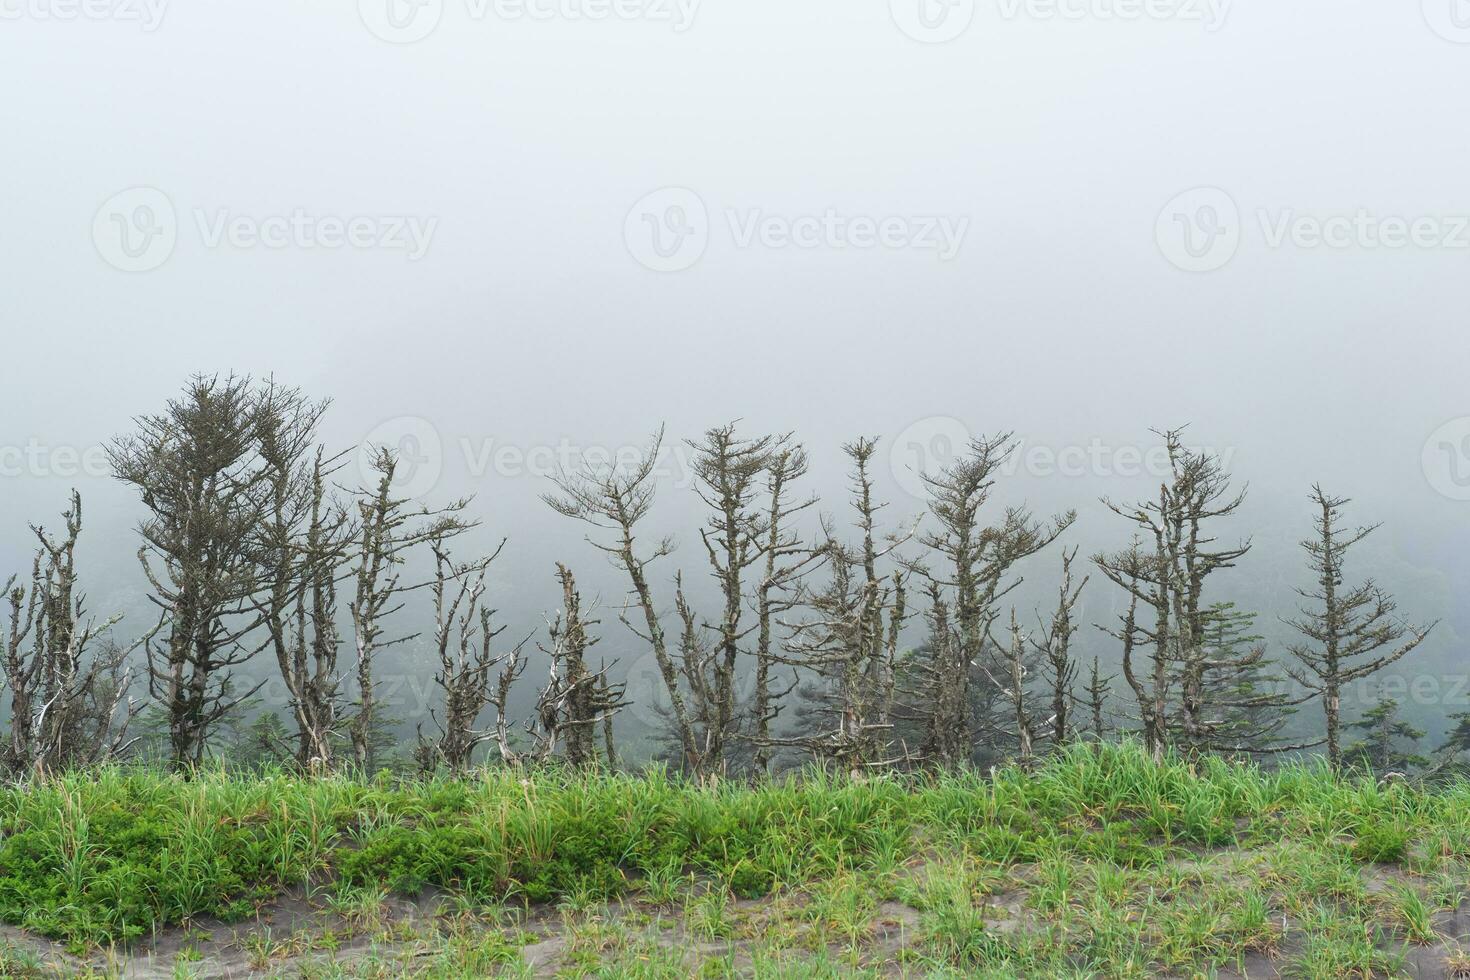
[487,637,530,766]
[535,565,627,767]
[1031,548,1087,749]
[781,439,911,774]
[544,427,707,776]
[1095,431,1247,758]
[666,572,718,763]
[2,493,151,776]
[550,563,599,767]
[1096,430,1300,759]
[1095,542,1166,757]
[253,383,353,769]
[684,423,776,773]
[417,531,507,773]
[986,610,1037,767]
[108,374,273,769]
[485,565,626,768]
[600,667,620,767]
[1284,486,1435,771]
[910,433,1073,767]
[750,442,820,772]
[348,447,476,772]
[1077,657,1115,741]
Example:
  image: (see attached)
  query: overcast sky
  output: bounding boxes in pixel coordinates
[1,0,1467,724]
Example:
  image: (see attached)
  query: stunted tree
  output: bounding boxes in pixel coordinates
[253,382,353,769]
[545,427,707,776]
[1032,548,1087,748]
[1198,602,1296,753]
[908,433,1073,767]
[988,610,1038,767]
[109,374,273,769]
[348,447,476,772]
[1078,656,1115,741]
[2,493,151,776]
[484,564,627,768]
[1095,542,1164,757]
[783,439,911,774]
[749,441,819,772]
[1346,698,1427,774]
[416,530,505,773]
[1285,486,1435,771]
[683,424,776,773]
[536,564,627,767]
[1095,429,1298,759]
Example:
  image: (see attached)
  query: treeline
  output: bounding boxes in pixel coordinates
[3,375,1463,780]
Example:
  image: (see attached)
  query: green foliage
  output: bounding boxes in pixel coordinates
[1346,699,1428,774]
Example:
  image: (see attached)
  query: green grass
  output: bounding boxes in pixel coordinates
[1,741,1468,976]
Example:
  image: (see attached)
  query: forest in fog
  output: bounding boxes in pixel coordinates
[4,374,1464,781]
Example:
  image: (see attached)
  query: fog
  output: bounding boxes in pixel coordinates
[1,0,1466,746]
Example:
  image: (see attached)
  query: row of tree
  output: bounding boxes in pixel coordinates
[0,375,1450,779]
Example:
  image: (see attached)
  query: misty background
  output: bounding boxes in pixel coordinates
[1,0,1466,751]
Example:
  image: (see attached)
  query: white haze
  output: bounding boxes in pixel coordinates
[1,0,1466,742]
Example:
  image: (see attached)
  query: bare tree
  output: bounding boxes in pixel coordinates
[749,441,819,772]
[1096,430,1301,759]
[109,374,273,769]
[487,634,530,766]
[483,564,626,768]
[536,564,627,767]
[2,493,151,776]
[417,531,507,773]
[254,383,353,769]
[1095,541,1166,757]
[1284,486,1435,771]
[989,610,1037,767]
[1032,548,1087,748]
[1077,656,1114,741]
[782,439,911,774]
[909,433,1073,767]
[347,447,476,772]
[684,424,775,773]
[545,427,707,775]
[599,667,620,767]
